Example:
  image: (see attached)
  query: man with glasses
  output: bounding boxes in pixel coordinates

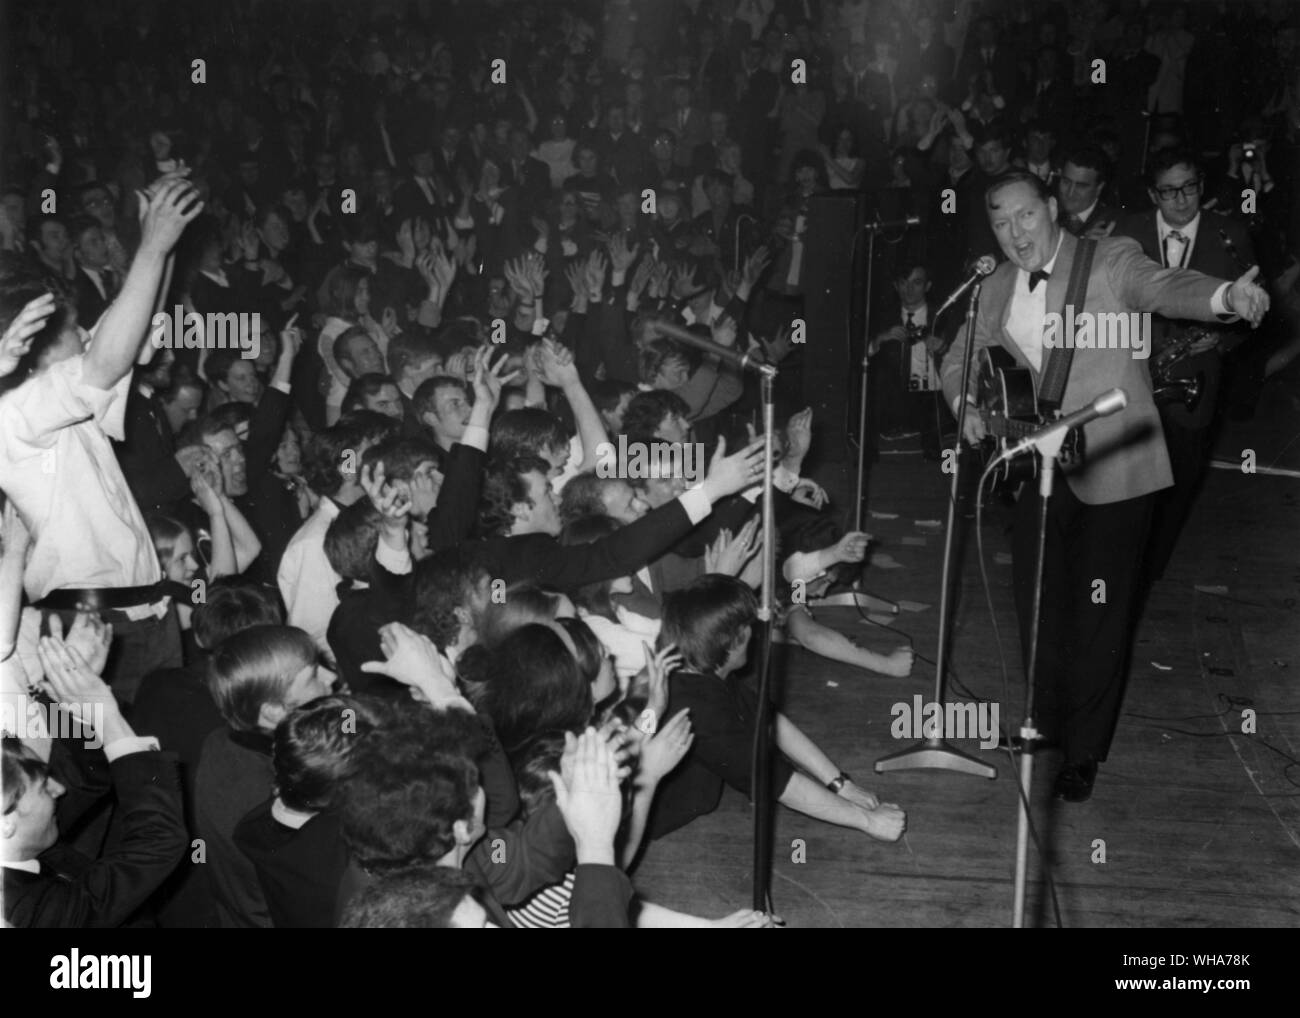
[1115,148,1259,581]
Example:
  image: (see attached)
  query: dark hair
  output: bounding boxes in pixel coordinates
[511,732,568,819]
[176,414,239,451]
[1060,145,1111,185]
[205,348,254,387]
[637,338,702,386]
[208,400,253,433]
[557,615,605,685]
[412,375,469,422]
[2,738,49,815]
[985,170,1053,209]
[558,473,610,526]
[477,454,551,537]
[488,407,571,462]
[318,264,369,319]
[387,332,440,382]
[302,414,398,497]
[588,378,637,417]
[0,255,76,392]
[66,214,102,246]
[192,579,284,651]
[458,623,592,752]
[324,500,383,585]
[343,373,399,414]
[339,862,478,927]
[475,581,566,648]
[622,389,691,438]
[560,514,622,619]
[362,436,440,484]
[660,574,757,673]
[1145,145,1202,186]
[411,546,490,652]
[206,624,320,733]
[273,694,385,813]
[339,707,491,871]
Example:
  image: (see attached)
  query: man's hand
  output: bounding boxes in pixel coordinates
[737,245,771,300]
[701,436,767,500]
[784,407,813,463]
[548,728,625,865]
[0,293,57,375]
[278,313,302,363]
[833,530,871,565]
[138,178,204,258]
[175,445,217,480]
[47,610,113,677]
[608,233,639,276]
[35,638,128,743]
[706,516,761,577]
[636,708,693,786]
[957,397,987,444]
[360,622,461,705]
[191,470,224,517]
[469,346,519,418]
[856,799,907,842]
[360,462,412,524]
[535,337,580,388]
[1226,265,1271,328]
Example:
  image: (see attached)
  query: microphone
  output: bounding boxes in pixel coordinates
[934,256,997,317]
[648,319,777,377]
[1006,389,1128,456]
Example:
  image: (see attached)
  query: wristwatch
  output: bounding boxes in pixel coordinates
[826,771,851,794]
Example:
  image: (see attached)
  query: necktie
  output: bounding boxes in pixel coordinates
[1065,213,1082,233]
[1028,269,1050,291]
[904,311,914,331]
[1164,230,1187,268]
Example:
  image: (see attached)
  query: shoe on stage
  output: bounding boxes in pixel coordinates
[1053,759,1098,803]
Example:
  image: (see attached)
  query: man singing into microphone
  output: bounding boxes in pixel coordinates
[943,172,1268,802]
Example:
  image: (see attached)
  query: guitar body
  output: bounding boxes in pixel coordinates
[976,347,1086,490]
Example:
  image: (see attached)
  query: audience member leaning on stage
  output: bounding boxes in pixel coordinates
[0,173,202,707]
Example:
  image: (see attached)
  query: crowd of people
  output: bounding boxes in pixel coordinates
[0,0,1295,927]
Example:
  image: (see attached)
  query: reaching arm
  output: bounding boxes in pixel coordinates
[218,495,262,574]
[84,176,203,390]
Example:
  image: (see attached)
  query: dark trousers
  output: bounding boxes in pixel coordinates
[40,603,183,708]
[1012,479,1154,766]
[1145,414,1211,580]
[868,343,946,457]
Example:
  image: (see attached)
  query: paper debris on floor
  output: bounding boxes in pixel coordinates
[896,600,930,613]
[1151,661,1173,671]
[869,510,899,520]
[1194,584,1229,595]
[864,614,897,626]
[899,536,927,546]
[914,519,942,528]
[870,552,905,570]
[995,552,1013,565]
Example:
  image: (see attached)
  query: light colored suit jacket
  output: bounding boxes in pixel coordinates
[941,231,1229,505]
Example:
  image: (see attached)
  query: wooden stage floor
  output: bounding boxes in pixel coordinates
[632,372,1300,928]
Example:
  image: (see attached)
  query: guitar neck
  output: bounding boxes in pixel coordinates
[977,408,1043,440]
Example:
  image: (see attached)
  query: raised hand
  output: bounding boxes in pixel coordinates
[671,262,699,300]
[360,622,460,704]
[138,178,204,256]
[628,254,655,299]
[637,708,693,785]
[535,336,579,388]
[191,469,223,516]
[278,312,302,362]
[608,232,640,275]
[522,251,547,300]
[784,407,813,462]
[702,436,767,500]
[636,642,682,730]
[34,637,122,735]
[647,259,672,300]
[46,609,113,678]
[360,462,412,521]
[738,244,772,297]
[585,248,609,302]
[470,346,519,416]
[548,728,625,862]
[0,293,57,375]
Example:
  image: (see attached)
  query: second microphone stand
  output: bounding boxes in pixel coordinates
[875,282,996,779]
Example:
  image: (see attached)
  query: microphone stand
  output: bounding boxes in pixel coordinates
[750,370,779,912]
[875,281,996,779]
[1010,431,1064,928]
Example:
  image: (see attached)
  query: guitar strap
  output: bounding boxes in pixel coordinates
[1038,237,1097,411]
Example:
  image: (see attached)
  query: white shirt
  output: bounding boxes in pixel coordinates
[0,356,160,600]
[277,499,412,653]
[1156,209,1199,268]
[579,606,661,684]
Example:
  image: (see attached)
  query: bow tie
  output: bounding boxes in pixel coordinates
[1028,269,1050,292]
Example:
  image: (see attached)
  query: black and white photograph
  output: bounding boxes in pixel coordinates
[0,0,1295,977]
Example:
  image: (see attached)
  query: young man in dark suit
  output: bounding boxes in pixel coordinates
[1114,148,1259,581]
[946,172,1268,802]
[1056,146,1120,240]
[2,636,185,927]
